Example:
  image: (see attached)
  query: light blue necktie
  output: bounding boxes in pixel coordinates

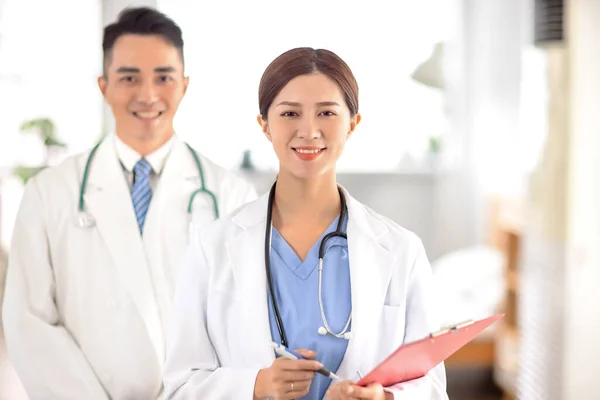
[131,158,153,234]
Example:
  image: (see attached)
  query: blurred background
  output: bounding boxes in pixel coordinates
[1,0,598,399]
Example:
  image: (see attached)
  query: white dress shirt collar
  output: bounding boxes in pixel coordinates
[113,134,175,175]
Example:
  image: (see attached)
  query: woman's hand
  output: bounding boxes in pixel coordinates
[325,380,391,400]
[253,349,321,400]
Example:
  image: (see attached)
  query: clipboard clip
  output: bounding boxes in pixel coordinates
[429,320,474,338]
[452,320,474,330]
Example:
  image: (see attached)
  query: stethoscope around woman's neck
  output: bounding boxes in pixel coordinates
[264,181,353,348]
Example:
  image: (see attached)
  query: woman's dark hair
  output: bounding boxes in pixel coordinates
[258,47,359,119]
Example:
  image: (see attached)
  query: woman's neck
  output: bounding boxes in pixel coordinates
[272,170,341,229]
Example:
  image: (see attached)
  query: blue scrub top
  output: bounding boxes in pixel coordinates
[267,216,352,400]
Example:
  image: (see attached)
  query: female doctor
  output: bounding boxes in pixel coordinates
[163,47,449,400]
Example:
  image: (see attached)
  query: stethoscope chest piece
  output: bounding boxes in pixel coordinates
[75,211,95,228]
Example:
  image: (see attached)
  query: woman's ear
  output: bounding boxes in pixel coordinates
[347,113,362,139]
[257,114,272,142]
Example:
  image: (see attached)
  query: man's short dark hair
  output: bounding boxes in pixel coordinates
[102,7,184,76]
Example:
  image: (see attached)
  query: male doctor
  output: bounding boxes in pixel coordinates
[2,6,257,400]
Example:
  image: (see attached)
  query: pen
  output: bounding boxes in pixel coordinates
[269,342,340,380]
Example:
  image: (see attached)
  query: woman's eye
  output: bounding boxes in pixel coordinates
[320,111,336,116]
[281,111,298,117]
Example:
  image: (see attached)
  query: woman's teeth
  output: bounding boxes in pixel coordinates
[295,148,322,154]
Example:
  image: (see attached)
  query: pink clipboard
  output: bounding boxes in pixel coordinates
[356,313,504,387]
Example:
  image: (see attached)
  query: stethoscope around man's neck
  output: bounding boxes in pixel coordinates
[264,181,353,348]
[73,139,220,229]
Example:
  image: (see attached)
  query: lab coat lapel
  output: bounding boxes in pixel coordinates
[84,138,164,363]
[336,190,394,380]
[142,139,202,287]
[226,193,275,367]
[141,139,207,359]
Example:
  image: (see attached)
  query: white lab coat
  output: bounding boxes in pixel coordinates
[2,136,258,400]
[164,188,449,400]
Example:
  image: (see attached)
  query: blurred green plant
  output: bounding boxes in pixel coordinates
[429,136,442,153]
[12,118,66,184]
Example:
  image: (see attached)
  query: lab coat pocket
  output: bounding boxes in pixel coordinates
[380,305,406,349]
[364,305,406,374]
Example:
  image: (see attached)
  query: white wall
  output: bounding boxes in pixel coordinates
[0,0,104,155]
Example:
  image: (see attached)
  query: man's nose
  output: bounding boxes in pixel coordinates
[136,81,159,104]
